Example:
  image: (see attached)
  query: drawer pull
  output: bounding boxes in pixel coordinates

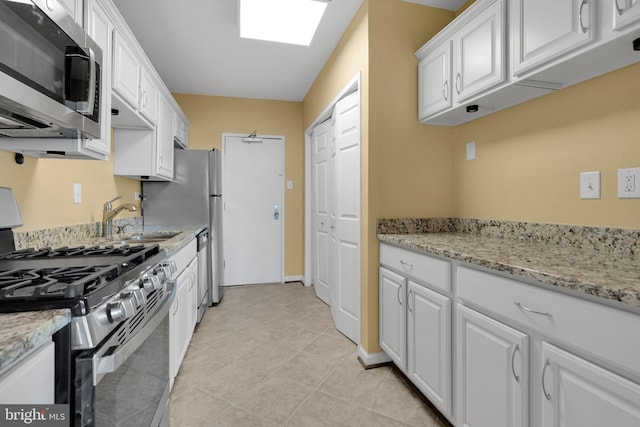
[542,359,552,401]
[511,344,520,383]
[514,301,552,318]
[399,260,413,270]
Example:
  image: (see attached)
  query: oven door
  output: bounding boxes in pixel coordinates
[75,288,174,427]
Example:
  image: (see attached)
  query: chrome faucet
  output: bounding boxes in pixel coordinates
[102,196,137,237]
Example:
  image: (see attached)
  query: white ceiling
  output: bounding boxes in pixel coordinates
[112,0,464,102]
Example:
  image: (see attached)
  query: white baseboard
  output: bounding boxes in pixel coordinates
[357,345,392,369]
[284,275,304,283]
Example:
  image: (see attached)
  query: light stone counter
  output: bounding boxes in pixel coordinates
[0,309,70,373]
[377,218,640,311]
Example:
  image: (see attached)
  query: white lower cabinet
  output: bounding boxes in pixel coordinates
[379,243,453,421]
[380,242,640,427]
[408,281,452,416]
[0,340,55,404]
[379,267,407,371]
[456,304,529,427]
[540,342,640,427]
[169,239,198,385]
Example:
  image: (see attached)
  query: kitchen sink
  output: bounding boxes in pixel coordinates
[104,232,181,246]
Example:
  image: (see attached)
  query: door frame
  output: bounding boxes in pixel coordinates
[222,132,286,285]
[304,72,361,286]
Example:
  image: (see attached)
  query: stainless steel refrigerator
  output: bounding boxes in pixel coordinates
[142,149,224,312]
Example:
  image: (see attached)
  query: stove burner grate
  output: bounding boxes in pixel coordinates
[0,245,148,260]
[0,264,121,299]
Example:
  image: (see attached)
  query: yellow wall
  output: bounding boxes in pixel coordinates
[366,1,454,352]
[303,0,455,354]
[0,135,140,232]
[172,94,305,277]
[453,62,640,229]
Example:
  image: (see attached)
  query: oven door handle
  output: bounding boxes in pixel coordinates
[92,287,175,386]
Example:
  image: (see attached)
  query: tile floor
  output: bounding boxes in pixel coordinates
[170,282,451,427]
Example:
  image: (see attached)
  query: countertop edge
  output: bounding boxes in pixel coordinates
[0,309,71,374]
[378,233,640,312]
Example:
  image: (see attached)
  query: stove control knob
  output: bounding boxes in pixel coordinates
[142,275,162,292]
[157,261,177,278]
[130,288,146,307]
[107,296,136,323]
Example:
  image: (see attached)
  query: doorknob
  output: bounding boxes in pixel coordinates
[274,204,279,220]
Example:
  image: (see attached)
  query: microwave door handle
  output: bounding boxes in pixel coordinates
[83,48,97,115]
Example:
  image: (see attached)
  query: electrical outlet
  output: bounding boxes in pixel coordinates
[466,141,476,160]
[580,171,600,199]
[618,168,640,198]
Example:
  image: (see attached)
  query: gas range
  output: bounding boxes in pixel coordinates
[0,243,175,349]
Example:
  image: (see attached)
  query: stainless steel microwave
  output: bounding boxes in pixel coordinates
[0,0,102,139]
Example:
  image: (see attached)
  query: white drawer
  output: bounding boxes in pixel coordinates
[380,243,450,293]
[168,238,197,279]
[457,266,640,378]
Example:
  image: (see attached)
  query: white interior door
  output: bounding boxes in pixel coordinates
[223,134,284,286]
[312,119,332,305]
[331,91,361,344]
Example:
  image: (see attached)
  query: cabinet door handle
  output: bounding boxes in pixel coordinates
[399,260,413,270]
[514,301,552,318]
[615,0,624,16]
[397,285,403,306]
[443,80,448,101]
[455,73,461,94]
[542,359,552,401]
[511,344,520,382]
[579,0,589,33]
[408,289,414,313]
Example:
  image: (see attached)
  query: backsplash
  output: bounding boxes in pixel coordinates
[377,218,640,256]
[13,217,142,250]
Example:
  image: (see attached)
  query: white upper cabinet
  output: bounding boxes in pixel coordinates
[613,0,640,31]
[418,41,452,118]
[452,0,505,102]
[84,0,113,158]
[140,68,158,124]
[511,0,596,78]
[59,0,83,26]
[112,30,140,108]
[113,96,174,181]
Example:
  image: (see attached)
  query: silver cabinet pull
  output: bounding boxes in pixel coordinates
[542,359,552,401]
[579,0,589,33]
[399,260,413,270]
[455,73,462,94]
[443,80,449,101]
[615,0,624,15]
[408,289,414,313]
[514,301,552,317]
[397,285,403,306]
[511,344,520,382]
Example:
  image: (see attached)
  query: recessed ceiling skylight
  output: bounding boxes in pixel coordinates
[239,0,329,46]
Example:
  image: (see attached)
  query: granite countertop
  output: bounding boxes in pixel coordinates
[377,218,640,311]
[0,309,71,374]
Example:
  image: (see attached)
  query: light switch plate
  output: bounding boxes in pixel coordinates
[466,141,476,160]
[580,172,600,199]
[73,183,82,204]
